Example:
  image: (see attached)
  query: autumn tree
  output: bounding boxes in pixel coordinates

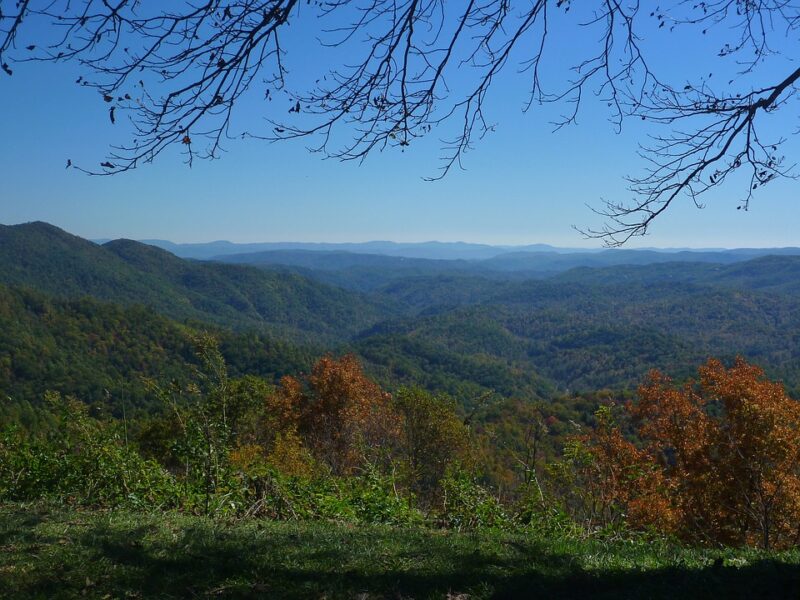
[553,404,677,533]
[223,373,318,479]
[279,354,401,475]
[583,357,800,549]
[2,2,800,242]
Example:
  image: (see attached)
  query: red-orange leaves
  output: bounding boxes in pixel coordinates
[295,354,401,474]
[232,356,401,479]
[567,405,677,533]
[590,357,800,549]
[695,358,800,549]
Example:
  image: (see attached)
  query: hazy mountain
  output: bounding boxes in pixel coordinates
[216,249,474,271]
[142,239,526,261]
[480,249,770,272]
[210,243,800,287]
[135,234,800,266]
[550,255,800,293]
[213,250,499,290]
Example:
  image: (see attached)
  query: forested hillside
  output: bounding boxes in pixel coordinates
[0,222,397,343]
[4,221,800,596]
[0,285,316,421]
[4,222,800,410]
[358,286,800,395]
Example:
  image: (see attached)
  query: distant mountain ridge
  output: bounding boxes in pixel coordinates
[129,236,800,263]
[206,246,800,292]
[139,239,546,260]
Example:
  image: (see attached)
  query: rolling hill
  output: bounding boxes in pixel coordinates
[0,222,398,343]
[356,282,800,395]
[0,284,317,417]
[5,221,800,411]
[212,242,800,291]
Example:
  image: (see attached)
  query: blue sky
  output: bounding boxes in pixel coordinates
[1,4,799,248]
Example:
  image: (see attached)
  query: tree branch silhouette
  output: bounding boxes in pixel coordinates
[2,0,799,243]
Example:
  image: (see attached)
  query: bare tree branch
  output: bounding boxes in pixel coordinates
[2,0,799,242]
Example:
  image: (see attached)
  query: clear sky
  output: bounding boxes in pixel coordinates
[1,4,799,248]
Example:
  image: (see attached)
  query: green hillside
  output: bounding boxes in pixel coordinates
[549,256,800,292]
[362,279,800,394]
[0,282,547,416]
[0,222,397,343]
[0,285,316,419]
[6,222,800,407]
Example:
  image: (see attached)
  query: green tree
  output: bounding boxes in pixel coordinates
[395,387,470,503]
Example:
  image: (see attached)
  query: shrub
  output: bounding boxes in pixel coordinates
[0,393,178,508]
[438,466,509,531]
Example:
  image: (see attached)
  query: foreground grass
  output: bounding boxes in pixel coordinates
[1,504,799,599]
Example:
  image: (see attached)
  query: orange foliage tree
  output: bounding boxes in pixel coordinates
[277,354,402,475]
[236,355,472,485]
[226,373,311,477]
[583,357,800,549]
[555,404,677,534]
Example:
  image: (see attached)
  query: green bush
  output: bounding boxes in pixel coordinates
[230,460,423,525]
[344,464,424,526]
[0,394,178,509]
[438,467,509,530]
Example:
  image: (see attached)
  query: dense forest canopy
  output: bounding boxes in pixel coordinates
[4,221,800,417]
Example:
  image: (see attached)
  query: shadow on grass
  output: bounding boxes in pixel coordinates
[0,503,55,546]
[2,508,799,599]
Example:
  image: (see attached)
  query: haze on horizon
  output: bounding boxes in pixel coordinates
[104,233,800,253]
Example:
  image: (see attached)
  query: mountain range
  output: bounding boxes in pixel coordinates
[99,236,800,264]
[127,239,579,261]
[4,221,800,413]
[1,222,394,344]
[207,242,800,291]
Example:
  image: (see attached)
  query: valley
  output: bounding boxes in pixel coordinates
[4,221,800,416]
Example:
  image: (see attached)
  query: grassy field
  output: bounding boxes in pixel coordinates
[1,503,799,599]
